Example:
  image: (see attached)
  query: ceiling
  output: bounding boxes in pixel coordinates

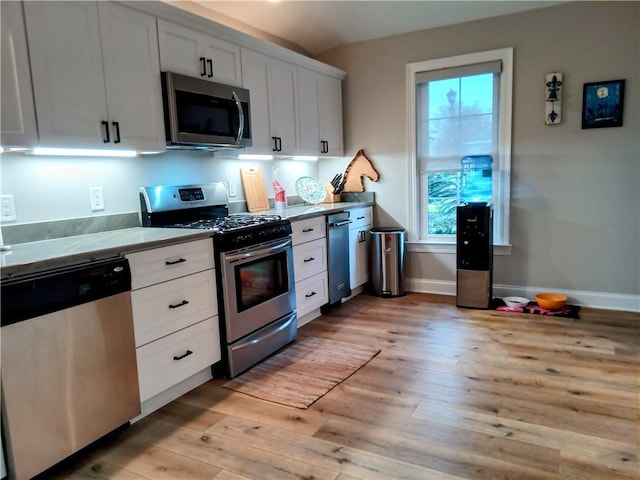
[177,1,564,56]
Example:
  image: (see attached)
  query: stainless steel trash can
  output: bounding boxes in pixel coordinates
[370,227,406,297]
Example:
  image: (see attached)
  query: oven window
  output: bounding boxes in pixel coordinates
[234,251,289,312]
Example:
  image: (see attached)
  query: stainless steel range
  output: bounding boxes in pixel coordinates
[139,182,296,377]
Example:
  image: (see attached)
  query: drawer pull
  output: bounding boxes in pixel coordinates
[357,216,365,220]
[305,291,317,298]
[169,300,189,309]
[303,257,315,263]
[302,228,314,233]
[173,350,193,361]
[165,258,186,266]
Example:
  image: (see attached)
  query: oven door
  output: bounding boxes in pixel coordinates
[221,237,295,343]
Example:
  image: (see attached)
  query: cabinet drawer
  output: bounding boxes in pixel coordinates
[127,238,214,289]
[291,216,326,245]
[136,317,220,402]
[293,238,327,282]
[349,206,373,230]
[295,271,328,318]
[131,269,218,347]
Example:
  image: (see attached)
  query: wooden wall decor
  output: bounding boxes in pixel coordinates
[342,149,380,192]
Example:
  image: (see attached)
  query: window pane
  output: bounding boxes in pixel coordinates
[421,71,497,238]
[460,74,493,114]
[427,172,459,235]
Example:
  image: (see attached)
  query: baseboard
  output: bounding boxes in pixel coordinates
[130,368,213,423]
[406,277,640,313]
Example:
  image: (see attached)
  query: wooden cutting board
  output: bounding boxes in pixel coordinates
[240,167,270,212]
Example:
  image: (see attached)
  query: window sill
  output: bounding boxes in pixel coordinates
[406,242,512,256]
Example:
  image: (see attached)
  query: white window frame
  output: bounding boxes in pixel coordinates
[406,48,513,254]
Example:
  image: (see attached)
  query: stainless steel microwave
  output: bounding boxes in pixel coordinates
[161,71,252,150]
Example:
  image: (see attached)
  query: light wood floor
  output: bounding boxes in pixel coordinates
[45,293,639,480]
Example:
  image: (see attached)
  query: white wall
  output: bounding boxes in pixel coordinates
[0,151,319,224]
[317,1,640,303]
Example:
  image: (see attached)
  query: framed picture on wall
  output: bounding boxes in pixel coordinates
[581,79,625,129]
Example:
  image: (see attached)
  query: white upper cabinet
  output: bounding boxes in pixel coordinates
[157,19,242,87]
[317,74,344,156]
[1,1,38,148]
[241,48,299,155]
[98,3,165,151]
[297,67,344,157]
[23,1,164,152]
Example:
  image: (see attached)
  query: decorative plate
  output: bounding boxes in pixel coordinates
[295,176,326,204]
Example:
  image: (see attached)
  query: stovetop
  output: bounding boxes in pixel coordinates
[171,214,286,233]
[138,182,293,252]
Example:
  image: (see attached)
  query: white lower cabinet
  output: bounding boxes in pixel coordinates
[126,238,220,419]
[348,207,374,290]
[292,216,328,324]
[136,317,219,402]
[295,271,329,318]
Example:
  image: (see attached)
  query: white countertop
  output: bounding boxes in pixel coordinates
[1,200,374,279]
[1,227,212,278]
[251,200,374,221]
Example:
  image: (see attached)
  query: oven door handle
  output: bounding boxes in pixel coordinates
[230,313,296,353]
[225,238,292,263]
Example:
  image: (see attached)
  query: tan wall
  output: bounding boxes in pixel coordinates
[317,1,640,297]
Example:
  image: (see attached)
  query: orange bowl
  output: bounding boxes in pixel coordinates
[535,293,567,311]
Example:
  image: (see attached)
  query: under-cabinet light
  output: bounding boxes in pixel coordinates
[237,154,273,160]
[32,147,137,157]
[292,155,318,161]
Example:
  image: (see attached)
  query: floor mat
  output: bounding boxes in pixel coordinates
[223,336,381,409]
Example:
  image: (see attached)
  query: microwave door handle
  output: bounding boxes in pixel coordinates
[232,91,244,146]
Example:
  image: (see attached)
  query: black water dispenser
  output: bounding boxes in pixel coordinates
[456,202,493,308]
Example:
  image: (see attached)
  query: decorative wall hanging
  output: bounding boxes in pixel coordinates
[342,149,380,192]
[581,79,625,129]
[545,72,563,125]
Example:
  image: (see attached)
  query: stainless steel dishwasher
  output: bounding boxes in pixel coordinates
[326,211,352,305]
[1,257,140,480]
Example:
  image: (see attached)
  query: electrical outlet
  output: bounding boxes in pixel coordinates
[89,187,105,211]
[1,194,16,222]
[228,179,237,197]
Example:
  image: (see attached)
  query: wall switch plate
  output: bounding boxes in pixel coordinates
[90,187,105,211]
[228,179,237,197]
[1,194,17,222]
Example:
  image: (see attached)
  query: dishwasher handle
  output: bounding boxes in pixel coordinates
[328,219,352,227]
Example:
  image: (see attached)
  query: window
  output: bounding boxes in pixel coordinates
[406,48,512,250]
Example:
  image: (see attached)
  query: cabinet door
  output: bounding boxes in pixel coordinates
[297,67,321,155]
[24,1,108,147]
[241,49,272,153]
[1,1,37,148]
[268,57,299,154]
[158,19,242,87]
[318,75,344,156]
[349,225,371,288]
[157,19,204,78]
[98,2,164,152]
[200,35,242,86]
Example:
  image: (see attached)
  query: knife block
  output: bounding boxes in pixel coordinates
[321,183,341,203]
